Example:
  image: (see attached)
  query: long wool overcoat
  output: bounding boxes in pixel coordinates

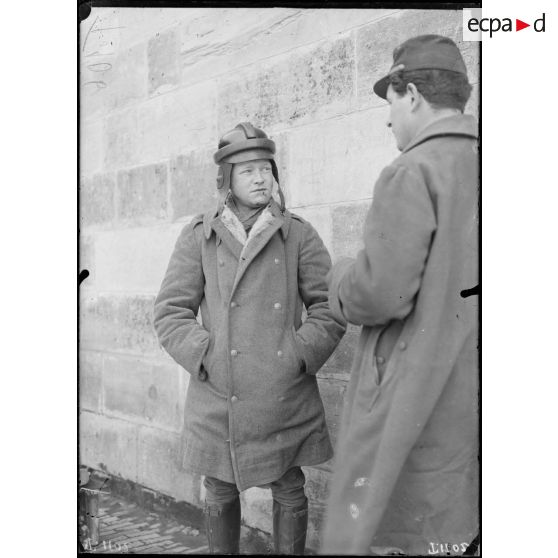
[322,115,479,555]
[153,200,346,490]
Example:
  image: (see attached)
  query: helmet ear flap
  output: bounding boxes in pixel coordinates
[216,166,225,190]
[216,163,233,190]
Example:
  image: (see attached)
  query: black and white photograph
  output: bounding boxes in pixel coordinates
[7,1,558,557]
[77,3,480,555]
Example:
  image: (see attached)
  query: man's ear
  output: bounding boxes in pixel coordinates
[406,83,422,112]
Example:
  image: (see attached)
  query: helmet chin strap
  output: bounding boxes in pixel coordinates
[270,160,286,213]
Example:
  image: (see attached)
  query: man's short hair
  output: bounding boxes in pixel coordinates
[388,69,472,112]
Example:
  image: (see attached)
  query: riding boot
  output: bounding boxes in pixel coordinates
[272,498,308,555]
[204,497,241,554]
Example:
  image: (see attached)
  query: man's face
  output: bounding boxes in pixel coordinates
[386,83,415,151]
[231,159,274,209]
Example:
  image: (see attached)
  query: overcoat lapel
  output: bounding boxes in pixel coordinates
[210,218,243,261]
[230,215,283,295]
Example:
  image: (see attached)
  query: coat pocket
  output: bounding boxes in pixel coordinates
[288,326,306,374]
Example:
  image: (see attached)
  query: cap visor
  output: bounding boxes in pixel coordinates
[373,75,389,99]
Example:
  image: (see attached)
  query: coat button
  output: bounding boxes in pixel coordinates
[274,258,280,264]
[277,350,283,357]
[230,349,238,356]
[377,356,385,365]
[399,341,407,351]
[231,395,238,403]
[219,260,224,267]
[274,302,281,310]
[230,301,237,308]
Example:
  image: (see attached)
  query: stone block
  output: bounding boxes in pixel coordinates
[79,410,102,468]
[104,84,217,172]
[317,377,347,449]
[301,466,331,550]
[302,466,331,506]
[356,10,472,109]
[117,162,168,224]
[287,110,399,207]
[331,201,371,260]
[178,8,298,85]
[110,42,148,110]
[307,499,326,551]
[104,107,140,171]
[137,81,218,164]
[80,172,116,228]
[80,351,103,412]
[217,34,355,131]
[80,289,101,349]
[170,148,218,220]
[148,27,180,95]
[80,411,139,481]
[81,42,147,117]
[269,130,290,205]
[138,421,201,505]
[94,222,186,294]
[172,468,202,508]
[241,487,272,534]
[80,119,104,176]
[102,7,195,52]
[99,416,139,480]
[178,9,398,86]
[137,426,180,495]
[93,294,161,354]
[290,205,332,257]
[103,354,182,430]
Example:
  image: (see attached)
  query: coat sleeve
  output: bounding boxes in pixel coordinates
[153,219,209,376]
[294,220,347,375]
[329,163,437,327]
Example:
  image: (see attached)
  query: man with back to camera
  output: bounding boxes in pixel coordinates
[153,122,346,554]
[321,35,479,555]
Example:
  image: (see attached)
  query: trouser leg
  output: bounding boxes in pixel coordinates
[270,467,308,555]
[204,476,241,555]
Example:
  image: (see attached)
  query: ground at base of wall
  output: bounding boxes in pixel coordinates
[79,492,277,554]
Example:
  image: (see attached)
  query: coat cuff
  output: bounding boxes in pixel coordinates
[327,258,355,324]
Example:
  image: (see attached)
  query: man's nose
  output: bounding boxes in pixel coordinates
[253,170,264,182]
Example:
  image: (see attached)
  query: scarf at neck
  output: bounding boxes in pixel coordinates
[226,195,267,233]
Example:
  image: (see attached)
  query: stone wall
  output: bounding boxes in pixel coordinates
[79,7,479,550]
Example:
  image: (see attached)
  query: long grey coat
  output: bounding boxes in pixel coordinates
[322,115,479,555]
[153,200,345,490]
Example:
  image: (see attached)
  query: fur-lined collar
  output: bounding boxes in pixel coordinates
[220,204,276,259]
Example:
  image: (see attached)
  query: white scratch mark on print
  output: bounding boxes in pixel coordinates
[349,503,359,519]
[354,477,371,488]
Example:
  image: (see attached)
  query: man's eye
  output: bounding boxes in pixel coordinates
[242,169,252,174]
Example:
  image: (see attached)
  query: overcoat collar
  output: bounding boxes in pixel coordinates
[202,198,291,242]
[403,114,478,154]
